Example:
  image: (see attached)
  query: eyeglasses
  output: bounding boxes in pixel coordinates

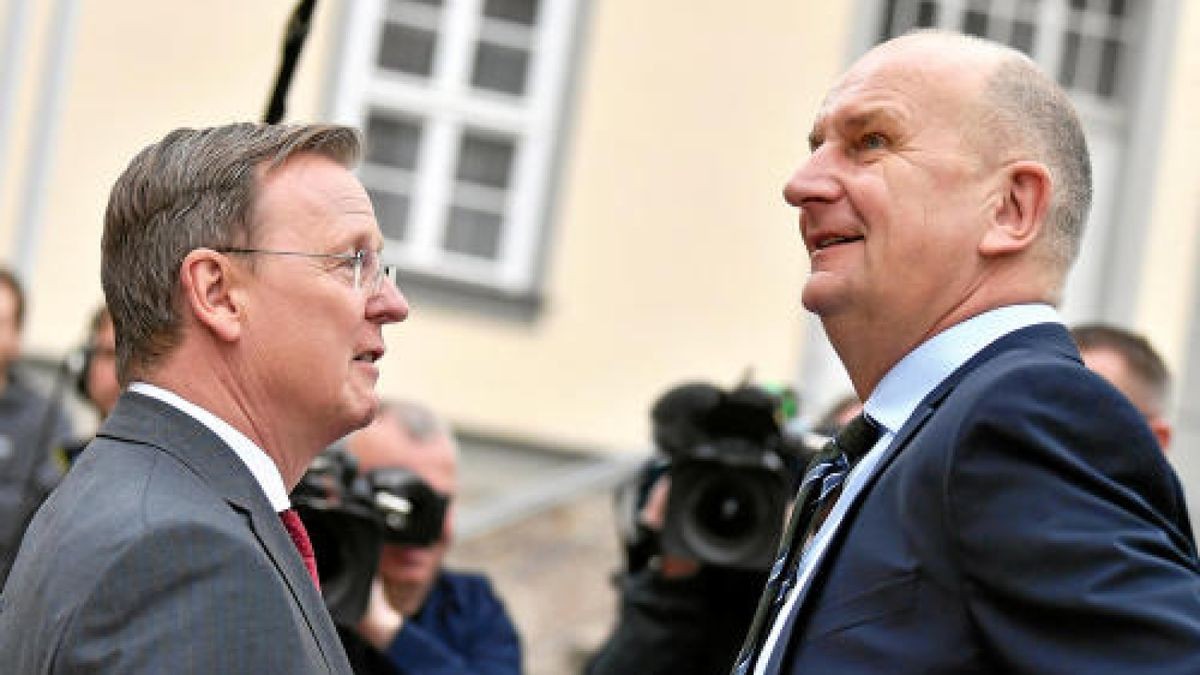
[216,247,399,295]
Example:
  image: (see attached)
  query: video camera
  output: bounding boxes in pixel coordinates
[291,446,450,624]
[632,382,816,571]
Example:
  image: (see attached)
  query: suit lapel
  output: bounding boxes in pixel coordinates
[246,503,346,671]
[788,323,1079,614]
[98,392,346,673]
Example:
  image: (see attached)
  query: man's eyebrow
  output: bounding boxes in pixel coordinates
[842,106,899,131]
[809,105,903,151]
[808,128,824,151]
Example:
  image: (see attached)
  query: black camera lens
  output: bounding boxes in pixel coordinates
[661,448,790,570]
[691,476,761,542]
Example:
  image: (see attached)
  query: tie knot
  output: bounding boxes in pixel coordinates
[833,413,880,462]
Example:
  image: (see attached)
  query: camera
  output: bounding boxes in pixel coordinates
[291,445,450,624]
[643,382,813,570]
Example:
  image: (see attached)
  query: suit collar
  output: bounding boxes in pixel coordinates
[788,322,1081,616]
[869,322,1080,479]
[99,391,269,513]
[866,303,1063,435]
[127,382,290,510]
[98,391,349,672]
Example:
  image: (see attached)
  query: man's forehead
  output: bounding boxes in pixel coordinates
[255,153,382,248]
[812,43,989,132]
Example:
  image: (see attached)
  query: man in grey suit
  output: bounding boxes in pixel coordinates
[0,123,410,673]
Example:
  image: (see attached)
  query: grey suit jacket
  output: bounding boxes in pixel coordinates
[0,391,354,674]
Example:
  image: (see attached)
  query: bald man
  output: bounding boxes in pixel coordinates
[735,30,1200,675]
[345,399,520,675]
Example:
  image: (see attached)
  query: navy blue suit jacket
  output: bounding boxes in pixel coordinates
[781,323,1200,673]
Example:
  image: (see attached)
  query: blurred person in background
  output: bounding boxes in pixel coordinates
[1071,323,1173,451]
[0,266,73,585]
[344,398,521,675]
[62,305,121,465]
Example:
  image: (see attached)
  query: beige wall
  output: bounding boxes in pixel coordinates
[2,0,856,453]
[1,0,339,354]
[12,0,1197,458]
[374,0,857,451]
[1137,0,1200,373]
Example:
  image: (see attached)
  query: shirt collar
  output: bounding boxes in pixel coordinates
[864,303,1062,435]
[129,382,291,511]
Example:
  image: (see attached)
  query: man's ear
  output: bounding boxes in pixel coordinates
[980,160,1052,256]
[178,249,243,343]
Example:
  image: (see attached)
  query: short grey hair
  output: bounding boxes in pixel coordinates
[380,398,455,446]
[101,123,362,383]
[894,30,1092,278]
[980,55,1092,273]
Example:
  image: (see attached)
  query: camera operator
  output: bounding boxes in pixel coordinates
[586,382,806,675]
[341,398,521,675]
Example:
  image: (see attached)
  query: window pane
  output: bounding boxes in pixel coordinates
[378,23,437,76]
[457,134,515,189]
[1011,21,1035,55]
[444,207,502,259]
[878,0,899,40]
[916,0,939,28]
[1098,37,1121,98]
[484,0,538,26]
[960,8,988,37]
[369,189,410,241]
[1058,30,1082,89]
[471,42,529,96]
[366,114,422,170]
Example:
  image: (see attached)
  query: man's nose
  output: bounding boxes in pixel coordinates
[370,279,410,324]
[782,146,842,209]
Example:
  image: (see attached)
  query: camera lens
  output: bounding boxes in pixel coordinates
[692,477,759,542]
[675,471,777,568]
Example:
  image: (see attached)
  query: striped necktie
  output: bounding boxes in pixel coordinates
[731,413,880,675]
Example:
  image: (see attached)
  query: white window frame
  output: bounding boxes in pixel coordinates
[329,0,581,295]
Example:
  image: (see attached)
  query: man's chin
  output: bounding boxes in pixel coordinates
[341,390,382,433]
[801,279,848,317]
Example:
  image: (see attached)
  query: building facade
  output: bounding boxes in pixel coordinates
[2,0,1199,507]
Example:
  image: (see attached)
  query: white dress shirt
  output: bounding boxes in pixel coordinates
[128,382,291,512]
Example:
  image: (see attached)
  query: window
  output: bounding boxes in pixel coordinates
[330,0,582,295]
[878,0,1137,115]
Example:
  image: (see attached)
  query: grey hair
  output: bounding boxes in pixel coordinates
[980,56,1092,273]
[895,30,1093,278]
[101,123,362,383]
[380,398,455,447]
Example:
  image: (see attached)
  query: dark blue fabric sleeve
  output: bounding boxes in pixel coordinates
[384,572,521,675]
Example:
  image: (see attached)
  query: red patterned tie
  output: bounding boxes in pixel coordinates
[279,508,320,590]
